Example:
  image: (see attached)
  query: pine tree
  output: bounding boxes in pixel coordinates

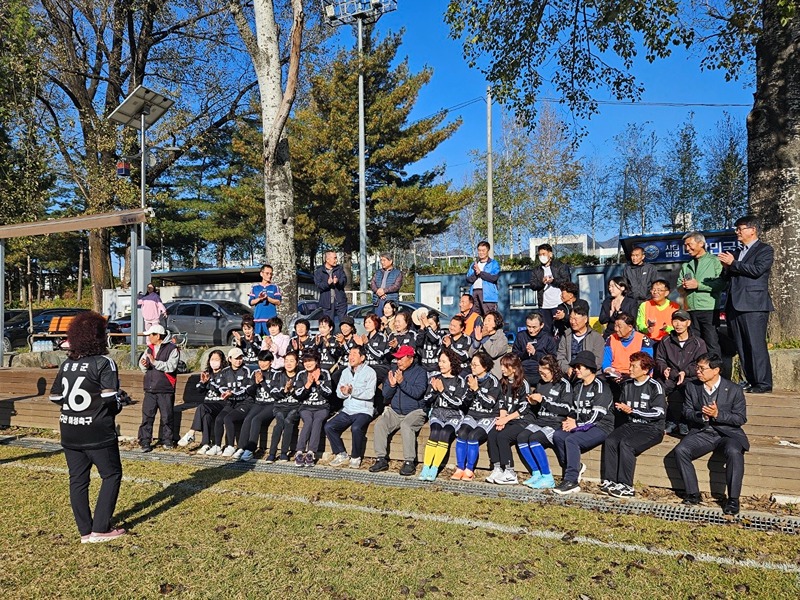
[288,29,469,281]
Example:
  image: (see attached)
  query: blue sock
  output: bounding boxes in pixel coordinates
[530,442,551,475]
[517,443,537,472]
[466,440,480,470]
[455,439,467,469]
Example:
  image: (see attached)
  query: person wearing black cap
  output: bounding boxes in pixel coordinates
[654,310,708,435]
[332,315,359,391]
[601,352,666,498]
[369,345,428,475]
[551,350,613,494]
[673,353,748,515]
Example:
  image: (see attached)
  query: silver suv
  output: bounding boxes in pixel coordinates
[165,300,252,346]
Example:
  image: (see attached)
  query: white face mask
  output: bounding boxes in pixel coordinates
[538,254,550,264]
[209,359,222,370]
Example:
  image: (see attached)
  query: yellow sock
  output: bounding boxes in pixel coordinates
[432,441,449,467]
[423,440,437,466]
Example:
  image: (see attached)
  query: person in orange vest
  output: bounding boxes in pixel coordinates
[602,312,653,399]
[636,279,680,342]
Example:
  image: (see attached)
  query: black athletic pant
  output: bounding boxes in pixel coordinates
[214,402,253,448]
[64,445,122,536]
[240,404,275,452]
[325,411,373,458]
[297,407,330,455]
[674,428,746,499]
[138,391,175,446]
[602,423,663,486]
[472,289,496,317]
[269,405,300,457]
[192,402,225,446]
[689,310,721,358]
[491,421,527,467]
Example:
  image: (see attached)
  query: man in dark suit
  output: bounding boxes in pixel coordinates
[718,215,774,393]
[674,354,748,515]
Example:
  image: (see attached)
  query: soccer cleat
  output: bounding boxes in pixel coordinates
[522,472,543,488]
[419,465,432,481]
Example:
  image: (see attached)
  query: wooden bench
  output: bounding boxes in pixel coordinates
[1,368,798,497]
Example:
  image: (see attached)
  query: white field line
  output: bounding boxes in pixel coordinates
[4,461,800,576]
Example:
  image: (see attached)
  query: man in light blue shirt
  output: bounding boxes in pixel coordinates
[324,345,376,469]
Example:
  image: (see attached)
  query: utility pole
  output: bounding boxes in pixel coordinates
[486,86,494,249]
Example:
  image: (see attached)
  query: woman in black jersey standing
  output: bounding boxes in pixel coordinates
[49,311,126,543]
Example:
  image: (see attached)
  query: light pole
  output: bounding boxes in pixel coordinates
[108,86,174,359]
[322,1,397,302]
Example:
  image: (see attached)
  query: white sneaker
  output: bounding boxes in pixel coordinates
[208,445,222,456]
[329,453,350,467]
[495,469,519,485]
[232,448,245,460]
[578,463,587,482]
[222,445,236,457]
[177,431,195,447]
[485,465,504,484]
[239,450,254,462]
[349,457,362,469]
[196,444,211,455]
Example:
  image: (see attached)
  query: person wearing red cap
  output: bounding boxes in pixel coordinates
[369,345,428,476]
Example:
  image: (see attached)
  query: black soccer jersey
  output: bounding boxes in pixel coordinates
[50,355,121,450]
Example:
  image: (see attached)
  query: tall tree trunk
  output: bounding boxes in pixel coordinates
[748,3,800,342]
[89,229,113,312]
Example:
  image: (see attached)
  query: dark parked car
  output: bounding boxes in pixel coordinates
[165,300,252,347]
[3,308,88,352]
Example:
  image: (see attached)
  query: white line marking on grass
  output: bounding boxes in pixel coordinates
[4,460,800,575]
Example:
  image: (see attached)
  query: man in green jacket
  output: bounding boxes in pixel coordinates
[678,232,726,358]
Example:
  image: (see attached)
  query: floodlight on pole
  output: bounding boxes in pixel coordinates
[321,0,397,301]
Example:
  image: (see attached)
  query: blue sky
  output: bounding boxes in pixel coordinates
[325,3,753,193]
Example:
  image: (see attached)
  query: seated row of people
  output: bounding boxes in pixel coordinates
[176,333,745,514]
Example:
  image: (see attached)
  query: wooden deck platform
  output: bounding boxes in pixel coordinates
[1,367,798,497]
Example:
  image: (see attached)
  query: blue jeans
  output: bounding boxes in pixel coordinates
[552,426,608,482]
[325,411,373,459]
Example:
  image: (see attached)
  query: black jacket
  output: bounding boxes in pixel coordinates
[529,260,571,307]
[682,378,749,451]
[654,333,708,394]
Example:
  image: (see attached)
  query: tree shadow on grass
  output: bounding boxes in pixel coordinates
[114,461,256,530]
[0,439,62,465]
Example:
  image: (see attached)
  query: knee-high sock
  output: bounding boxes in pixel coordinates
[466,440,480,471]
[530,442,551,475]
[432,441,449,467]
[455,438,468,469]
[423,440,437,467]
[517,442,540,475]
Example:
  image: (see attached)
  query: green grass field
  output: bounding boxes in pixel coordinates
[2,443,799,599]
